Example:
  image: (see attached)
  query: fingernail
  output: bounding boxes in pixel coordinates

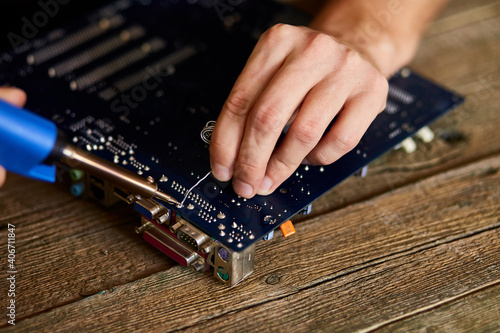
[233,179,253,198]
[212,163,230,181]
[257,176,273,195]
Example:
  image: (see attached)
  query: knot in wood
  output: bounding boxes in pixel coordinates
[266,275,280,285]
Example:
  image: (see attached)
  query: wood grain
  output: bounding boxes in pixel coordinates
[0,177,176,321]
[0,0,498,331]
[375,282,500,332]
[2,154,498,331]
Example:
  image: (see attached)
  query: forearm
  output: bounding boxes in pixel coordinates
[309,0,449,76]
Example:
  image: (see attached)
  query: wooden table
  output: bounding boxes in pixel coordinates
[1,0,499,331]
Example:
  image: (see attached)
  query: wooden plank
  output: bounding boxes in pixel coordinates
[426,0,500,36]
[372,282,500,332]
[0,0,498,325]
[0,177,135,249]
[0,177,176,319]
[2,154,498,331]
[433,0,499,19]
[190,231,500,333]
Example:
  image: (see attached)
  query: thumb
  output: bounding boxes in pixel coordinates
[0,87,27,107]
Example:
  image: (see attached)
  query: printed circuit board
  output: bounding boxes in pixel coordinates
[0,0,463,284]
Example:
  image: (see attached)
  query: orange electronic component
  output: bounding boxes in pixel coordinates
[280,220,296,238]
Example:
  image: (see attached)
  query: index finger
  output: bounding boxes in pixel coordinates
[0,166,5,187]
[210,24,295,182]
[0,87,27,107]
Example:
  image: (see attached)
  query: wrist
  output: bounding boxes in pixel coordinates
[309,1,420,77]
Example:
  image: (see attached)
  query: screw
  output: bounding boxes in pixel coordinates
[156,212,170,224]
[191,259,205,272]
[135,222,152,234]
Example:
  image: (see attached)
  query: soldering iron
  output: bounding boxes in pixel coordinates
[0,99,180,206]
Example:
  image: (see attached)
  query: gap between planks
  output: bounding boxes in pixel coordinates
[3,154,498,331]
[358,279,500,333]
[174,223,500,333]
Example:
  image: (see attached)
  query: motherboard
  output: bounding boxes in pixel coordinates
[0,0,463,285]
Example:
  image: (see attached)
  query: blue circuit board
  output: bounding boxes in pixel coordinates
[0,0,463,251]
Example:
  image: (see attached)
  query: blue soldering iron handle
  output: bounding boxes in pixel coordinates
[0,99,57,182]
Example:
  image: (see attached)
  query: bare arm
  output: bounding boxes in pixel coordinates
[209,0,448,198]
[310,0,449,76]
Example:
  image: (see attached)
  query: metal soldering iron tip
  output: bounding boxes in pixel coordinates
[154,190,181,205]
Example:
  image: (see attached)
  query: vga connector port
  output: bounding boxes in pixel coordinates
[177,224,209,251]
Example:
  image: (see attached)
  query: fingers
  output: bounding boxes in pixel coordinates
[0,87,27,107]
[210,24,294,183]
[305,80,388,165]
[0,166,5,187]
[232,44,337,198]
[259,74,387,195]
[257,78,349,195]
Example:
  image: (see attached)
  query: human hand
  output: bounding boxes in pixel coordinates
[0,87,28,187]
[209,24,388,198]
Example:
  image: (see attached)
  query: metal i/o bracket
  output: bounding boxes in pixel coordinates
[209,243,255,287]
